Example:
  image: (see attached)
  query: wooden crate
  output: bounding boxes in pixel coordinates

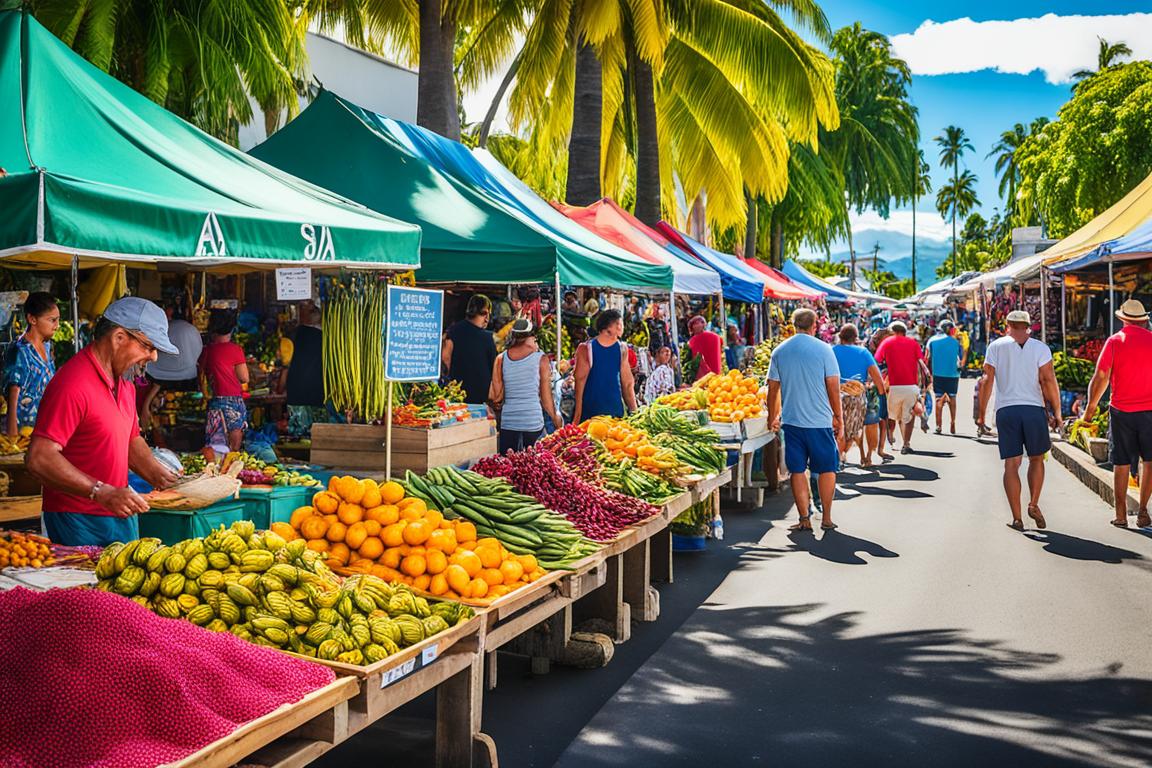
[0,495,41,525]
[310,421,496,473]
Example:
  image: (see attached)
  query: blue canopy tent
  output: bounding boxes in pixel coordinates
[653,223,765,303]
[782,260,852,301]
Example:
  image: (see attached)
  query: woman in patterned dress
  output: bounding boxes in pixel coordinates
[2,292,58,437]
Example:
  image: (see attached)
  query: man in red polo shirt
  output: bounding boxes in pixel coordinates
[875,321,932,455]
[1085,299,1152,529]
[27,297,181,546]
[687,315,723,380]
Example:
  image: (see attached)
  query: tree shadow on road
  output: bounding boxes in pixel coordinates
[903,449,957,459]
[1023,531,1147,565]
[781,529,900,565]
[865,464,941,482]
[556,604,1152,767]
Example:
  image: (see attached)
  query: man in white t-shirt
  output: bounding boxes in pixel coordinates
[976,310,1062,531]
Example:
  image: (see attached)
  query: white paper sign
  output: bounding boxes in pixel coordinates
[421,643,440,666]
[380,657,417,688]
[276,268,312,300]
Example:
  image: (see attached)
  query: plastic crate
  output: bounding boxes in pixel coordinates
[138,499,247,545]
[237,486,316,529]
[672,534,707,552]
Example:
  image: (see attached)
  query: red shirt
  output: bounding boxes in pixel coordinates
[199,341,246,397]
[688,331,724,380]
[1098,325,1152,412]
[875,335,924,386]
[34,349,140,516]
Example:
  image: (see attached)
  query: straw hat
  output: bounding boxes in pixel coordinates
[1116,299,1149,322]
[1006,310,1031,324]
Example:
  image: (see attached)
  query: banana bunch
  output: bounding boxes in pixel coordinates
[747,339,778,378]
[94,521,473,665]
[656,389,709,411]
[0,427,31,455]
[1053,352,1094,390]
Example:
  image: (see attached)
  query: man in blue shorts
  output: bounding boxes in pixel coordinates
[926,319,964,434]
[767,308,844,531]
[976,311,1062,531]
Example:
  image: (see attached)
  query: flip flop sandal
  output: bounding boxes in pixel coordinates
[1027,504,1047,530]
[1007,520,1025,532]
[934,427,942,435]
[1110,519,1130,528]
[821,522,838,530]
[1138,510,1151,528]
[789,516,813,532]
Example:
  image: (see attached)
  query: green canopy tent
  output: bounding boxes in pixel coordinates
[0,10,421,271]
[250,90,673,291]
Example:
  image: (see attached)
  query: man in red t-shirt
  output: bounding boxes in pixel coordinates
[687,315,723,381]
[1085,299,1152,528]
[27,297,181,546]
[875,322,931,454]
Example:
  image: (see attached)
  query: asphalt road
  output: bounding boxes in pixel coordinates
[318,381,1152,767]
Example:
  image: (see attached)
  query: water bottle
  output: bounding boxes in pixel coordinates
[710,514,725,541]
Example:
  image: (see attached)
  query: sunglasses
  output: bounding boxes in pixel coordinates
[125,330,156,354]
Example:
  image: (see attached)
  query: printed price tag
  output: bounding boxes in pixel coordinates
[380,657,417,689]
[421,643,439,666]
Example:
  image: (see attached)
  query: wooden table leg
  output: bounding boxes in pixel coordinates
[650,526,673,584]
[435,652,483,768]
[572,553,631,643]
[622,539,659,622]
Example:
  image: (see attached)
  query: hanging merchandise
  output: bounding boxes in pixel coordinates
[322,275,388,421]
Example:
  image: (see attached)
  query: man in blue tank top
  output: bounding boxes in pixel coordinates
[573,309,636,422]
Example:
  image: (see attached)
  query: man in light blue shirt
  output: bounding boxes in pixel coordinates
[768,308,843,531]
[925,320,964,434]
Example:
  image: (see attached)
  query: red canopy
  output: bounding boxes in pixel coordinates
[741,258,824,300]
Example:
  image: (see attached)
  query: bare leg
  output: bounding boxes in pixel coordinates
[789,471,811,521]
[855,435,866,466]
[935,395,944,431]
[1026,455,1045,510]
[1003,456,1023,522]
[901,419,915,449]
[945,395,957,432]
[227,428,244,452]
[817,471,837,525]
[1141,460,1152,513]
[864,423,879,465]
[1113,466,1131,524]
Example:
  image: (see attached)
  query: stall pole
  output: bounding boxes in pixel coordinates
[1109,261,1116,335]
[717,293,727,336]
[554,271,562,358]
[1061,278,1067,355]
[669,290,680,350]
[385,382,393,480]
[1040,267,1047,343]
[70,254,80,352]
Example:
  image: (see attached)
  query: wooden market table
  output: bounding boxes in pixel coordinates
[0,495,40,525]
[309,421,497,475]
[719,432,777,505]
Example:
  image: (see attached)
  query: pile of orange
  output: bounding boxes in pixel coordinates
[584,417,660,461]
[701,369,765,423]
[0,531,53,569]
[285,475,547,603]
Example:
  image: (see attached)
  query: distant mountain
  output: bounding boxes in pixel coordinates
[807,229,952,291]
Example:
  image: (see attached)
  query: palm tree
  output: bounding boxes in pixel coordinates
[935,125,974,275]
[987,122,1028,218]
[911,150,932,291]
[935,170,980,278]
[1073,37,1132,80]
[29,0,310,143]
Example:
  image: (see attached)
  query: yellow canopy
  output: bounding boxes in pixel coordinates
[1042,170,1152,266]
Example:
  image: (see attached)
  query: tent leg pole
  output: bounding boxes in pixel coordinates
[1040,267,1047,343]
[385,382,393,481]
[1061,279,1067,355]
[71,254,80,353]
[554,272,562,359]
[718,293,727,339]
[669,291,679,350]
[1109,261,1116,335]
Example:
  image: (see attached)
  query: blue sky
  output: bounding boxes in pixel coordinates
[808,1,1152,248]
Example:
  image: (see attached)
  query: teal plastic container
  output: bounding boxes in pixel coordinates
[139,499,247,545]
[237,486,316,529]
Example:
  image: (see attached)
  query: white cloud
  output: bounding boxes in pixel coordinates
[890,13,1152,84]
[850,209,951,242]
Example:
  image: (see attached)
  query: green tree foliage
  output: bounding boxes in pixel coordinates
[934,125,977,275]
[987,122,1028,217]
[797,259,847,278]
[935,242,1003,280]
[1072,37,1131,81]
[1015,61,1152,237]
[862,269,914,299]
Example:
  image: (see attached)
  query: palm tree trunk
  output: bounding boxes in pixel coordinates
[770,217,783,269]
[633,57,661,224]
[566,40,603,205]
[416,0,460,140]
[911,191,917,291]
[846,215,857,290]
[688,196,707,243]
[478,53,521,148]
[743,188,758,261]
[951,159,959,278]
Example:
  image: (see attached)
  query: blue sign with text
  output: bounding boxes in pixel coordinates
[385,285,444,381]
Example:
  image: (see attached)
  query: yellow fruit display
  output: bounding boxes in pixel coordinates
[583,416,684,475]
[0,531,54,569]
[289,476,546,604]
[702,369,765,423]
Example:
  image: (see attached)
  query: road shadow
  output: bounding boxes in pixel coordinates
[555,604,1152,767]
[846,486,934,500]
[1023,530,1146,565]
[783,529,900,565]
[903,449,957,458]
[865,464,941,482]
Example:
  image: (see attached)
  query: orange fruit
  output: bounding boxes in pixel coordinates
[401,554,427,577]
[455,549,482,578]
[358,536,384,561]
[326,521,347,543]
[413,574,432,591]
[306,539,329,553]
[488,585,513,598]
[360,479,382,509]
[312,492,340,515]
[362,520,382,537]
[300,516,329,541]
[445,564,471,594]
[454,521,477,543]
[397,497,426,515]
[480,567,504,586]
[427,528,457,555]
[269,521,298,541]
[328,542,351,566]
[337,502,364,526]
[380,480,405,505]
[429,573,449,596]
[382,522,407,548]
[345,522,368,550]
[367,505,399,526]
[498,559,524,583]
[469,578,489,599]
[289,506,315,528]
[517,554,538,572]
[402,520,431,546]
[475,544,503,569]
[424,509,444,528]
[333,476,366,504]
[425,549,448,575]
[382,547,402,569]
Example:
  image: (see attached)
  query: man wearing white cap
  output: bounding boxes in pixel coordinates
[977,310,1062,531]
[1084,299,1152,528]
[27,297,181,546]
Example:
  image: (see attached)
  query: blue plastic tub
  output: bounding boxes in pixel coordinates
[139,499,247,545]
[672,534,707,552]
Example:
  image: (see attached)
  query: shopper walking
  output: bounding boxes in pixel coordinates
[443,294,498,405]
[687,315,724,380]
[573,309,636,422]
[3,292,58,437]
[138,304,202,443]
[832,324,887,467]
[868,327,896,460]
[976,310,1062,532]
[926,319,964,435]
[488,318,562,453]
[199,312,249,454]
[875,322,931,454]
[1084,299,1152,528]
[767,308,843,531]
[27,297,180,546]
